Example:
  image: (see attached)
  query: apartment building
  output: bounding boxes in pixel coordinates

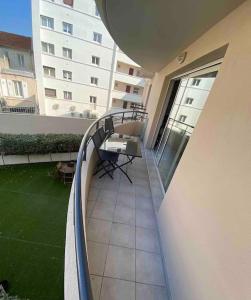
[32,0,152,118]
[0,32,38,114]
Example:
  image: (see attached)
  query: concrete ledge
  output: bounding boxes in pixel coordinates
[1,152,78,166]
[3,155,29,165]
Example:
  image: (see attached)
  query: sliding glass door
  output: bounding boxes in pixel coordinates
[155,66,219,191]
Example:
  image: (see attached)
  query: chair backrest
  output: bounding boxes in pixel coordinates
[105,117,114,136]
[98,126,106,142]
[92,128,103,150]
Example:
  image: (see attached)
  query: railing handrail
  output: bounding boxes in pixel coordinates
[73,109,148,300]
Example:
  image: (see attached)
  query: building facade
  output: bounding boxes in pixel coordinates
[32,0,152,118]
[0,32,38,114]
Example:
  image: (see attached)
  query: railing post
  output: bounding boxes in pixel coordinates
[122,112,124,123]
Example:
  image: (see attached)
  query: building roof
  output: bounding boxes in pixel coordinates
[0,31,32,51]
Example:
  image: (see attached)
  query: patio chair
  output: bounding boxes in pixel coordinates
[105,117,114,137]
[92,127,119,179]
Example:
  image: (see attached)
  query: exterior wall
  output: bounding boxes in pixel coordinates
[32,0,150,117]
[145,1,251,300]
[0,113,94,134]
[0,45,38,109]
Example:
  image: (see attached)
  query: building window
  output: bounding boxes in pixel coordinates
[95,5,100,16]
[41,15,54,29]
[42,42,55,55]
[17,54,25,68]
[179,115,187,123]
[13,81,24,97]
[185,97,194,105]
[93,32,102,44]
[45,88,56,98]
[64,91,72,100]
[63,0,73,6]
[133,87,140,94]
[91,77,98,85]
[63,70,72,80]
[90,96,97,103]
[92,56,100,66]
[63,22,73,34]
[43,66,56,77]
[62,47,72,59]
[192,78,201,86]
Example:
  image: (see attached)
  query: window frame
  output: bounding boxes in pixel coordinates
[41,15,54,29]
[43,66,56,78]
[62,22,73,34]
[42,42,55,55]
[13,81,24,97]
[45,88,57,98]
[93,32,102,44]
[63,70,72,81]
[91,56,100,66]
[90,77,98,85]
[62,47,72,59]
[64,91,72,100]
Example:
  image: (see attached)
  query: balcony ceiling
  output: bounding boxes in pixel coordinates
[96,0,245,71]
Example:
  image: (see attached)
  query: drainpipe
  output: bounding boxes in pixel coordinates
[106,42,117,112]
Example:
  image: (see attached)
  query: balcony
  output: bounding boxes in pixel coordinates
[112,90,142,104]
[114,72,146,87]
[1,67,34,78]
[64,110,170,300]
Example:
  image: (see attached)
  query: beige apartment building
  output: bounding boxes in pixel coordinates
[0,31,38,113]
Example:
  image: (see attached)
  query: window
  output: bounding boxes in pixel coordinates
[91,77,98,85]
[41,15,54,29]
[93,32,102,44]
[45,88,56,98]
[42,42,55,55]
[17,54,25,68]
[64,91,72,100]
[92,56,100,66]
[90,96,97,103]
[179,115,187,123]
[192,78,201,86]
[13,81,23,97]
[43,66,55,77]
[63,0,73,6]
[133,87,140,94]
[63,22,73,34]
[185,97,194,105]
[63,70,72,80]
[95,5,100,16]
[63,47,72,59]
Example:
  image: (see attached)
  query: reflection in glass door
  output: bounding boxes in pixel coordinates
[155,66,219,191]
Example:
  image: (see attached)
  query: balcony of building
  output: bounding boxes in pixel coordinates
[112,81,144,104]
[64,110,170,300]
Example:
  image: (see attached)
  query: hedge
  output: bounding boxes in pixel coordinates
[0,134,83,155]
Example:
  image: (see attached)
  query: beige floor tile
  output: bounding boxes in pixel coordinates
[104,245,135,281]
[136,210,156,229]
[116,192,135,209]
[113,205,135,226]
[100,277,135,300]
[90,275,102,300]
[110,222,135,248]
[92,201,115,221]
[87,218,112,244]
[136,283,168,300]
[136,227,160,253]
[136,250,165,286]
[88,241,108,276]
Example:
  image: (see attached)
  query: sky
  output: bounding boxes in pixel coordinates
[0,0,32,37]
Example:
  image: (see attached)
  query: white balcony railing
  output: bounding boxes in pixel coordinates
[112,90,142,103]
[114,72,146,87]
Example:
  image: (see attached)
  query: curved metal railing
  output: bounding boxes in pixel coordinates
[73,109,148,300]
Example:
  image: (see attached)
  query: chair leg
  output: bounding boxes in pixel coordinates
[99,162,114,179]
[111,162,132,184]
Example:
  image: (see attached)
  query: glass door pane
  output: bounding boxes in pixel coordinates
[157,67,218,191]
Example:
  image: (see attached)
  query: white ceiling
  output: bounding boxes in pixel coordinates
[96,0,245,72]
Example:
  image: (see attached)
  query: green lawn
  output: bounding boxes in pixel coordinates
[0,163,71,300]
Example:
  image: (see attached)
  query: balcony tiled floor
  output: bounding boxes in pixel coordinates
[86,149,169,300]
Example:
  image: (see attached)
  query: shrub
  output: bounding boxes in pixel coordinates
[0,134,83,155]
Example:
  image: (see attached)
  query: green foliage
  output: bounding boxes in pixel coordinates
[0,134,83,155]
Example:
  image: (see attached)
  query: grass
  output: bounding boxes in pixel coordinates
[0,163,71,300]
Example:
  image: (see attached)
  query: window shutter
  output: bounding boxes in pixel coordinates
[63,0,73,6]
[22,81,29,98]
[1,79,8,96]
[7,80,14,96]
